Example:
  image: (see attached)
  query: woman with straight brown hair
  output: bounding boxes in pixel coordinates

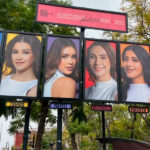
[85,41,117,101]
[43,37,79,98]
[122,45,150,102]
[0,34,41,97]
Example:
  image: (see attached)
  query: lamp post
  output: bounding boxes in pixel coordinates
[6,142,9,150]
[49,142,53,150]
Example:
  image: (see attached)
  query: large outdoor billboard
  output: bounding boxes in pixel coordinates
[120,42,150,104]
[35,2,128,32]
[0,31,4,59]
[42,35,81,100]
[0,31,43,99]
[83,39,118,102]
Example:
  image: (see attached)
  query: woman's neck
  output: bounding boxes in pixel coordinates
[131,74,145,84]
[11,68,36,82]
[96,73,111,82]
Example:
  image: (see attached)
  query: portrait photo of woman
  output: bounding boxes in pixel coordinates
[43,36,80,99]
[121,44,150,103]
[0,33,42,97]
[84,40,118,101]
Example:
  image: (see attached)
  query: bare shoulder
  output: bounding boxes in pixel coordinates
[27,85,37,97]
[51,77,76,98]
[57,77,76,86]
[1,74,8,81]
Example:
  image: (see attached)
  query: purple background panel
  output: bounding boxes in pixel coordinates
[46,36,80,98]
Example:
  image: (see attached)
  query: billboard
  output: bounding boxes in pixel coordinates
[0,31,4,59]
[83,39,118,102]
[35,2,128,32]
[0,31,43,99]
[120,42,150,103]
[42,35,81,100]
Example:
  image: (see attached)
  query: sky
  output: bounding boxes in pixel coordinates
[72,0,123,38]
[0,0,122,149]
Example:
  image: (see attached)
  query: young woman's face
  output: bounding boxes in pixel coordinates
[58,46,77,75]
[89,45,111,80]
[122,50,143,79]
[11,42,34,72]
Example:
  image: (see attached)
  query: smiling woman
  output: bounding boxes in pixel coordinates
[85,41,117,101]
[0,33,42,97]
[121,44,150,103]
[43,37,80,99]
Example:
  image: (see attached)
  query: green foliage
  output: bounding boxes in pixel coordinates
[80,136,99,150]
[8,116,25,135]
[68,120,91,135]
[72,103,87,124]
[7,101,56,135]
[103,0,150,43]
[41,128,57,150]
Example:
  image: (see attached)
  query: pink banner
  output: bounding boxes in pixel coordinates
[36,3,127,32]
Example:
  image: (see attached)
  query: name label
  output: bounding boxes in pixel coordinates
[6,102,29,108]
[129,106,149,113]
[91,105,112,111]
[50,102,72,109]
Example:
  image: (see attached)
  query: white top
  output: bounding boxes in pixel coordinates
[0,75,38,96]
[43,70,65,97]
[85,78,117,101]
[126,84,150,103]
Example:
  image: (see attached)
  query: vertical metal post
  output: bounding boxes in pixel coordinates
[56,109,62,150]
[23,100,31,150]
[81,28,85,39]
[102,111,106,150]
[81,28,85,97]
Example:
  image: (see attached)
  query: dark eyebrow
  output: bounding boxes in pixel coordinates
[99,54,108,57]
[62,53,69,55]
[12,49,31,51]
[131,57,138,59]
[124,56,138,59]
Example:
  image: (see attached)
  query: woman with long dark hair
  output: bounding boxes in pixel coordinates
[85,41,117,100]
[0,34,41,97]
[43,37,79,98]
[122,45,150,102]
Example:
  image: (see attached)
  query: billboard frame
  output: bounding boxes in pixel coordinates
[0,30,44,100]
[83,38,120,103]
[0,30,5,59]
[119,41,150,104]
[35,1,128,33]
[0,30,5,73]
[41,34,82,101]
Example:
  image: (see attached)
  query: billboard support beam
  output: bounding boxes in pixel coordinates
[23,100,31,150]
[102,110,106,150]
[56,108,62,150]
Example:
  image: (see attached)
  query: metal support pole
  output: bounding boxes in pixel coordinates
[56,109,62,150]
[81,28,85,39]
[102,111,106,150]
[23,100,31,150]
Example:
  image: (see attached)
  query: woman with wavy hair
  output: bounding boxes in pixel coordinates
[122,45,150,102]
[85,41,117,100]
[0,34,41,97]
[43,37,79,98]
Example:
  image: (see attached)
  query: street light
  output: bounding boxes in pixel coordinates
[49,142,53,150]
[6,142,9,150]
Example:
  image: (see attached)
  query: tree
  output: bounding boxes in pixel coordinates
[103,0,150,43]
[0,0,80,150]
[103,0,150,141]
